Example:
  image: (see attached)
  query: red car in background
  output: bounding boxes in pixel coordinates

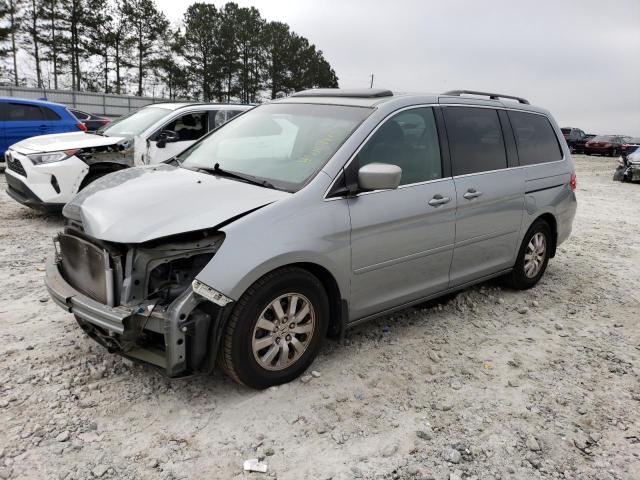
[584,135,628,156]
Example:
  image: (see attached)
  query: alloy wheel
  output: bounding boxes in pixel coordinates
[251,293,316,371]
[524,232,547,278]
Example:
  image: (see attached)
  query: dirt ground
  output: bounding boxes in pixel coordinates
[0,154,638,480]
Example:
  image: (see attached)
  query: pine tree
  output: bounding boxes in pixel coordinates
[3,0,24,86]
[149,28,189,99]
[22,0,45,87]
[218,2,241,102]
[235,5,264,103]
[182,2,221,101]
[83,0,112,92]
[122,0,168,96]
[39,0,64,89]
[262,21,291,99]
[109,0,130,94]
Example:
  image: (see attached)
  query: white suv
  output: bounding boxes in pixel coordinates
[5,102,251,211]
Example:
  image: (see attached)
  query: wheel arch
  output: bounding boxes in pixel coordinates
[224,260,347,340]
[286,262,346,338]
[79,162,128,190]
[532,212,558,258]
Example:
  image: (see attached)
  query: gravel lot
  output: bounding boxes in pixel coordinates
[0,155,638,480]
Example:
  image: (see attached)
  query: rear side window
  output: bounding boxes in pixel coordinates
[356,107,442,185]
[508,111,563,165]
[42,107,61,120]
[70,109,89,120]
[444,107,507,176]
[7,103,47,121]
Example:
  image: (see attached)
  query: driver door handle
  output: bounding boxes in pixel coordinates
[428,194,451,207]
[463,189,483,200]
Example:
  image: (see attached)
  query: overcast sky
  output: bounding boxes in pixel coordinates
[157,0,640,136]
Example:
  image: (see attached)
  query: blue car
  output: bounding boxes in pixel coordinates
[0,97,85,167]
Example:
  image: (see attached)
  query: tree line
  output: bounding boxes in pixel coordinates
[0,0,339,102]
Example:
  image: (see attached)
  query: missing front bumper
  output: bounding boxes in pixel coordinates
[45,256,232,377]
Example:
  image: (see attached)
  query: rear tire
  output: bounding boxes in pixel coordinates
[504,219,552,290]
[218,267,329,389]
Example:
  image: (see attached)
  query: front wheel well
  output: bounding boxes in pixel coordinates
[79,162,128,190]
[260,262,345,338]
[535,213,558,258]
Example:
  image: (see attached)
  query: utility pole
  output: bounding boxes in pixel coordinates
[370,74,374,88]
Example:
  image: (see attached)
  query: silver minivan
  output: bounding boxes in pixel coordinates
[46,89,577,388]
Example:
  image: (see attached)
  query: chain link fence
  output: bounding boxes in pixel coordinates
[0,86,170,117]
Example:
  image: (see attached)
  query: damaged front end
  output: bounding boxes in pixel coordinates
[46,224,232,377]
[614,155,640,183]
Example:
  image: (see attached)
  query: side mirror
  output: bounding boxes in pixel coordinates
[156,129,179,149]
[358,163,402,191]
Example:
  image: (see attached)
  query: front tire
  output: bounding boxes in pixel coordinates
[504,219,552,290]
[218,267,329,389]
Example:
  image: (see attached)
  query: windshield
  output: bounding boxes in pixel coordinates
[177,103,371,192]
[98,106,170,137]
[592,135,617,141]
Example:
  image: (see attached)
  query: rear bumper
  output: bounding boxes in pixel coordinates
[556,191,577,247]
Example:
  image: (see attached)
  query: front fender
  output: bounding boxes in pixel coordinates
[194,177,351,305]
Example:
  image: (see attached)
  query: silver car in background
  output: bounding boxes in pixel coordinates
[46,89,577,388]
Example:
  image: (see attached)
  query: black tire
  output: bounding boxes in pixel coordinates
[504,219,552,290]
[218,267,329,389]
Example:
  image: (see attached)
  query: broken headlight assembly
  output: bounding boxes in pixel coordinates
[27,149,78,165]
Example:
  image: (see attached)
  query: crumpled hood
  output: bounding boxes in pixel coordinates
[11,131,128,154]
[63,164,291,243]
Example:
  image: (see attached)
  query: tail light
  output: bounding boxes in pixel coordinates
[76,123,87,132]
[569,172,577,192]
[603,143,612,147]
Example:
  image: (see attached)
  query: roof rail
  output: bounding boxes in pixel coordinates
[291,88,393,99]
[443,90,529,105]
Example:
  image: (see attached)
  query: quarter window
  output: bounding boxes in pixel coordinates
[355,107,442,185]
[508,111,563,165]
[42,107,61,120]
[444,107,507,176]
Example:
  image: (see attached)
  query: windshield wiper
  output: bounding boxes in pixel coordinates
[199,163,276,190]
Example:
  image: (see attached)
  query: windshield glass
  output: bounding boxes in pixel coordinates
[178,103,371,192]
[99,106,170,137]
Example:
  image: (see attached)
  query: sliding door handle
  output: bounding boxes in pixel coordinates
[463,189,483,200]
[428,194,451,207]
